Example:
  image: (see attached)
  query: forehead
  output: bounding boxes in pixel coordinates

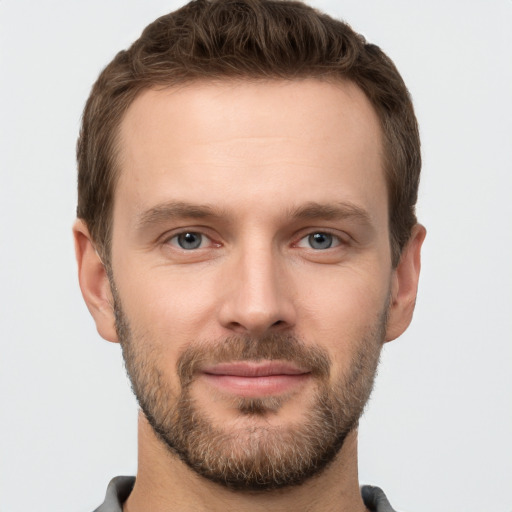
[114,79,386,228]
[118,78,382,162]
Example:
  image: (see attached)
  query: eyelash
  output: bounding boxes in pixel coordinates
[165,231,218,250]
[294,231,345,250]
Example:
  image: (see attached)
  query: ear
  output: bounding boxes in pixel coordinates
[385,224,426,342]
[73,219,119,343]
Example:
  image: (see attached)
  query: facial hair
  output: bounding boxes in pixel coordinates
[112,287,386,491]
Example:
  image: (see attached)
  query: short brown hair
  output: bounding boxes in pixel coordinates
[77,0,420,267]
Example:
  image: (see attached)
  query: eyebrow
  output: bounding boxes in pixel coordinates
[136,201,225,231]
[136,200,374,231]
[287,201,373,226]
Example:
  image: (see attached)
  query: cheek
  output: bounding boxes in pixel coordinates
[292,264,390,365]
[116,272,221,395]
[115,263,221,345]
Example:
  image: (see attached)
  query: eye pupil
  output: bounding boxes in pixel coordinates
[177,232,202,250]
[308,233,332,249]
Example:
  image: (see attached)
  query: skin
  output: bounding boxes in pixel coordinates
[74,79,425,512]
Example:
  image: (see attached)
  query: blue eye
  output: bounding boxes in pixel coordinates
[173,232,204,250]
[296,232,341,250]
[308,233,333,249]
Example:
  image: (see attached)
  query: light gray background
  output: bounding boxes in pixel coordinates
[1,1,511,511]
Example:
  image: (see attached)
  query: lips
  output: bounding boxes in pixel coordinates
[200,360,311,397]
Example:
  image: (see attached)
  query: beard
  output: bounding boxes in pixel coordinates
[112,287,386,491]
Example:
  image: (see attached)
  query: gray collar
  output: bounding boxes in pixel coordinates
[93,476,397,511]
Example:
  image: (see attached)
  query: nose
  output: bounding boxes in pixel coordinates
[217,244,296,336]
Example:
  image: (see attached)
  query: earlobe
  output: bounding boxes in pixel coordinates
[385,224,426,342]
[73,219,119,343]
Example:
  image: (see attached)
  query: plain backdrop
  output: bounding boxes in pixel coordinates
[1,1,511,511]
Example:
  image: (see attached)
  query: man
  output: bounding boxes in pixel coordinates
[73,0,425,510]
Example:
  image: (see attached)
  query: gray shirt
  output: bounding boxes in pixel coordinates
[93,476,397,511]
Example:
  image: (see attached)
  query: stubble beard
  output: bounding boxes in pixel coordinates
[112,287,386,491]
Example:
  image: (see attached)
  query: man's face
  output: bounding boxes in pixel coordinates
[108,79,394,489]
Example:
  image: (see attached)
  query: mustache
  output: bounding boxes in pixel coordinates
[177,333,331,387]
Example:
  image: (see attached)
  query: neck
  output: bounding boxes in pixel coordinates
[123,412,368,512]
